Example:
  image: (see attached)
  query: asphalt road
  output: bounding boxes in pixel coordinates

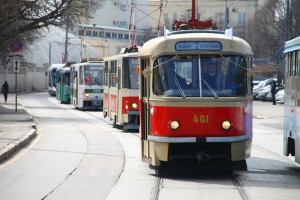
[0,94,299,200]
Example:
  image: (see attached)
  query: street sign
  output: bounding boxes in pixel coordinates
[13,58,21,73]
[10,40,23,53]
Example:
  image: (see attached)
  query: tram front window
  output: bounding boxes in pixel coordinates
[153,55,248,97]
[84,65,103,85]
[123,57,139,89]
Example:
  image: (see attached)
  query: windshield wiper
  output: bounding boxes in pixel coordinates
[202,79,218,98]
[174,76,186,98]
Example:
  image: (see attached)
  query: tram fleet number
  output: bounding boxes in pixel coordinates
[193,114,209,124]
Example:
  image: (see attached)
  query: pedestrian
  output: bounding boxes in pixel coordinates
[271,80,277,105]
[2,81,9,103]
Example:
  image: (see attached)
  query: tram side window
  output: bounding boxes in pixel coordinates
[291,52,295,77]
[80,66,84,85]
[297,50,300,76]
[285,54,290,77]
[104,61,109,86]
[57,70,61,84]
[111,60,117,87]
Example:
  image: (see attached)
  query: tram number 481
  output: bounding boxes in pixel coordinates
[193,114,209,124]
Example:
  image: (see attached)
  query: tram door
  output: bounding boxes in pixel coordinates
[140,58,151,159]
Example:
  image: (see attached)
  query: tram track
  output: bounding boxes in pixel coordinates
[85,111,253,200]
[232,172,253,200]
[84,111,258,200]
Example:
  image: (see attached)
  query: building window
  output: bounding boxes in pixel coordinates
[86,30,92,36]
[93,31,98,37]
[79,29,84,36]
[112,33,117,38]
[106,32,111,38]
[124,34,129,39]
[238,12,246,26]
[118,33,123,39]
[99,31,104,37]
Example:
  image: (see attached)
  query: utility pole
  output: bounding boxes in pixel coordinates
[285,0,289,42]
[64,15,69,63]
[225,0,229,29]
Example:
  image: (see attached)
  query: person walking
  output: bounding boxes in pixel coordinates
[2,81,9,103]
[271,79,277,105]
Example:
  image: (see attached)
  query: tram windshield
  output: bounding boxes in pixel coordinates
[153,55,249,97]
[49,69,58,87]
[84,65,103,85]
[123,57,139,89]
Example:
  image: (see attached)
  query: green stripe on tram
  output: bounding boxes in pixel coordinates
[85,89,104,93]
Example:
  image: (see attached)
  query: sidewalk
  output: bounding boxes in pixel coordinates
[0,94,36,163]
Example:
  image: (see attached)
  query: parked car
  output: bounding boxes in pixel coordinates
[253,78,276,100]
[256,85,271,101]
[252,76,267,86]
[275,89,285,104]
[256,84,284,102]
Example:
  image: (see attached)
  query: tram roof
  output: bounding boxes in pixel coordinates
[284,36,300,53]
[103,51,139,60]
[139,30,253,58]
[58,67,70,74]
[49,63,66,70]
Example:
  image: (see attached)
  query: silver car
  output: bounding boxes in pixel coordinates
[275,89,284,104]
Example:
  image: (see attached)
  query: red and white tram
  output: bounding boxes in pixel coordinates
[139,30,253,167]
[103,47,140,131]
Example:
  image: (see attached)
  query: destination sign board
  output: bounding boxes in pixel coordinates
[175,41,222,51]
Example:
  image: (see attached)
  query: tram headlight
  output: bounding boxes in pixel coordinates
[85,93,90,97]
[169,120,180,130]
[132,103,137,109]
[150,107,155,115]
[221,120,231,130]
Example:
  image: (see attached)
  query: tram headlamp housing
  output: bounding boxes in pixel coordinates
[132,103,137,109]
[169,120,180,130]
[222,120,231,130]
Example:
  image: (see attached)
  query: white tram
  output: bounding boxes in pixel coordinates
[70,59,104,110]
[283,36,300,164]
[103,47,140,130]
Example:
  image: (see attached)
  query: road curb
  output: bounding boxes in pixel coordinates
[0,128,37,163]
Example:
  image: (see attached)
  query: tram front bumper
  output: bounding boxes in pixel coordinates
[144,136,252,166]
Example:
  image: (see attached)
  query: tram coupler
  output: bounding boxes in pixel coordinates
[196,152,210,162]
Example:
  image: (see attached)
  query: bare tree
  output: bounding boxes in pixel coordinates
[0,0,103,59]
[248,0,300,58]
